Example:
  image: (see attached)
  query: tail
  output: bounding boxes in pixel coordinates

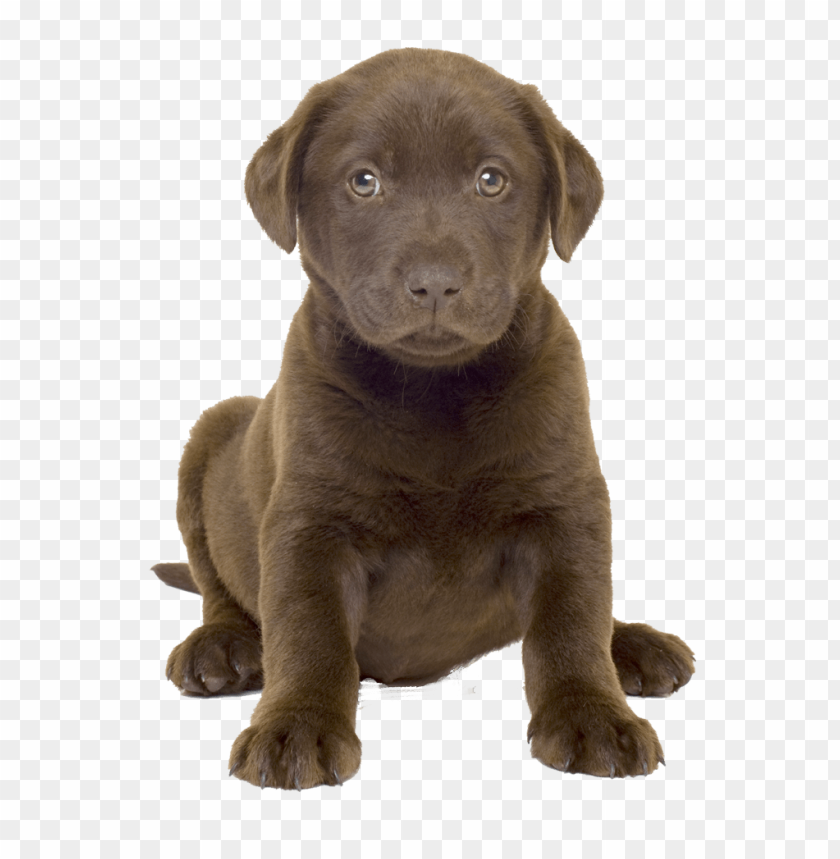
[152,562,201,595]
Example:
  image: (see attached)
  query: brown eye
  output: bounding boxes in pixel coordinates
[350,171,380,197]
[476,169,506,197]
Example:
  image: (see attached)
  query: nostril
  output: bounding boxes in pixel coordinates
[404,264,462,308]
[409,285,459,297]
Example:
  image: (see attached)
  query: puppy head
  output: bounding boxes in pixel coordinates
[246,49,603,368]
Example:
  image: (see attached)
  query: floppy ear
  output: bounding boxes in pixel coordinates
[521,85,604,263]
[244,84,328,254]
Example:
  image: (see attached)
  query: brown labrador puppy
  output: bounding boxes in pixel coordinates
[153,48,695,789]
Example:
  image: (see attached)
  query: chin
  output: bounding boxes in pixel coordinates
[378,330,490,368]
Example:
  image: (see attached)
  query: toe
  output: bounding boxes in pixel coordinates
[203,674,229,694]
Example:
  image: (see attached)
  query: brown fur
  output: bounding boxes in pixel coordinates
[154,48,694,789]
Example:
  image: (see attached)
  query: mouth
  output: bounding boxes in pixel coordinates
[394,327,470,356]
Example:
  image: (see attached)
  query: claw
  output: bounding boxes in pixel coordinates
[564,757,572,773]
[609,763,615,778]
[333,767,342,786]
[229,762,240,778]
[260,771,267,789]
[672,675,679,685]
[658,754,666,767]
[643,761,648,776]
[166,665,172,681]
[233,659,242,674]
[294,774,301,791]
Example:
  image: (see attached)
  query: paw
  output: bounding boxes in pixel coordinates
[166,622,263,696]
[528,691,664,778]
[228,708,361,790]
[612,622,695,698]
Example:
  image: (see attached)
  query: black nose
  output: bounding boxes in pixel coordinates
[405,264,462,311]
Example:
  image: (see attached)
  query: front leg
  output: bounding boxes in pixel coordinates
[229,520,368,790]
[518,497,664,778]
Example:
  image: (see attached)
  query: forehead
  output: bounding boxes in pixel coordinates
[307,69,542,181]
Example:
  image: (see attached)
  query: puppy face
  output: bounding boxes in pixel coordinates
[297,71,548,367]
[245,50,604,367]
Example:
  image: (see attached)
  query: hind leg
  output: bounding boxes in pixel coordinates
[165,536,264,696]
[167,398,265,697]
[611,620,695,698]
